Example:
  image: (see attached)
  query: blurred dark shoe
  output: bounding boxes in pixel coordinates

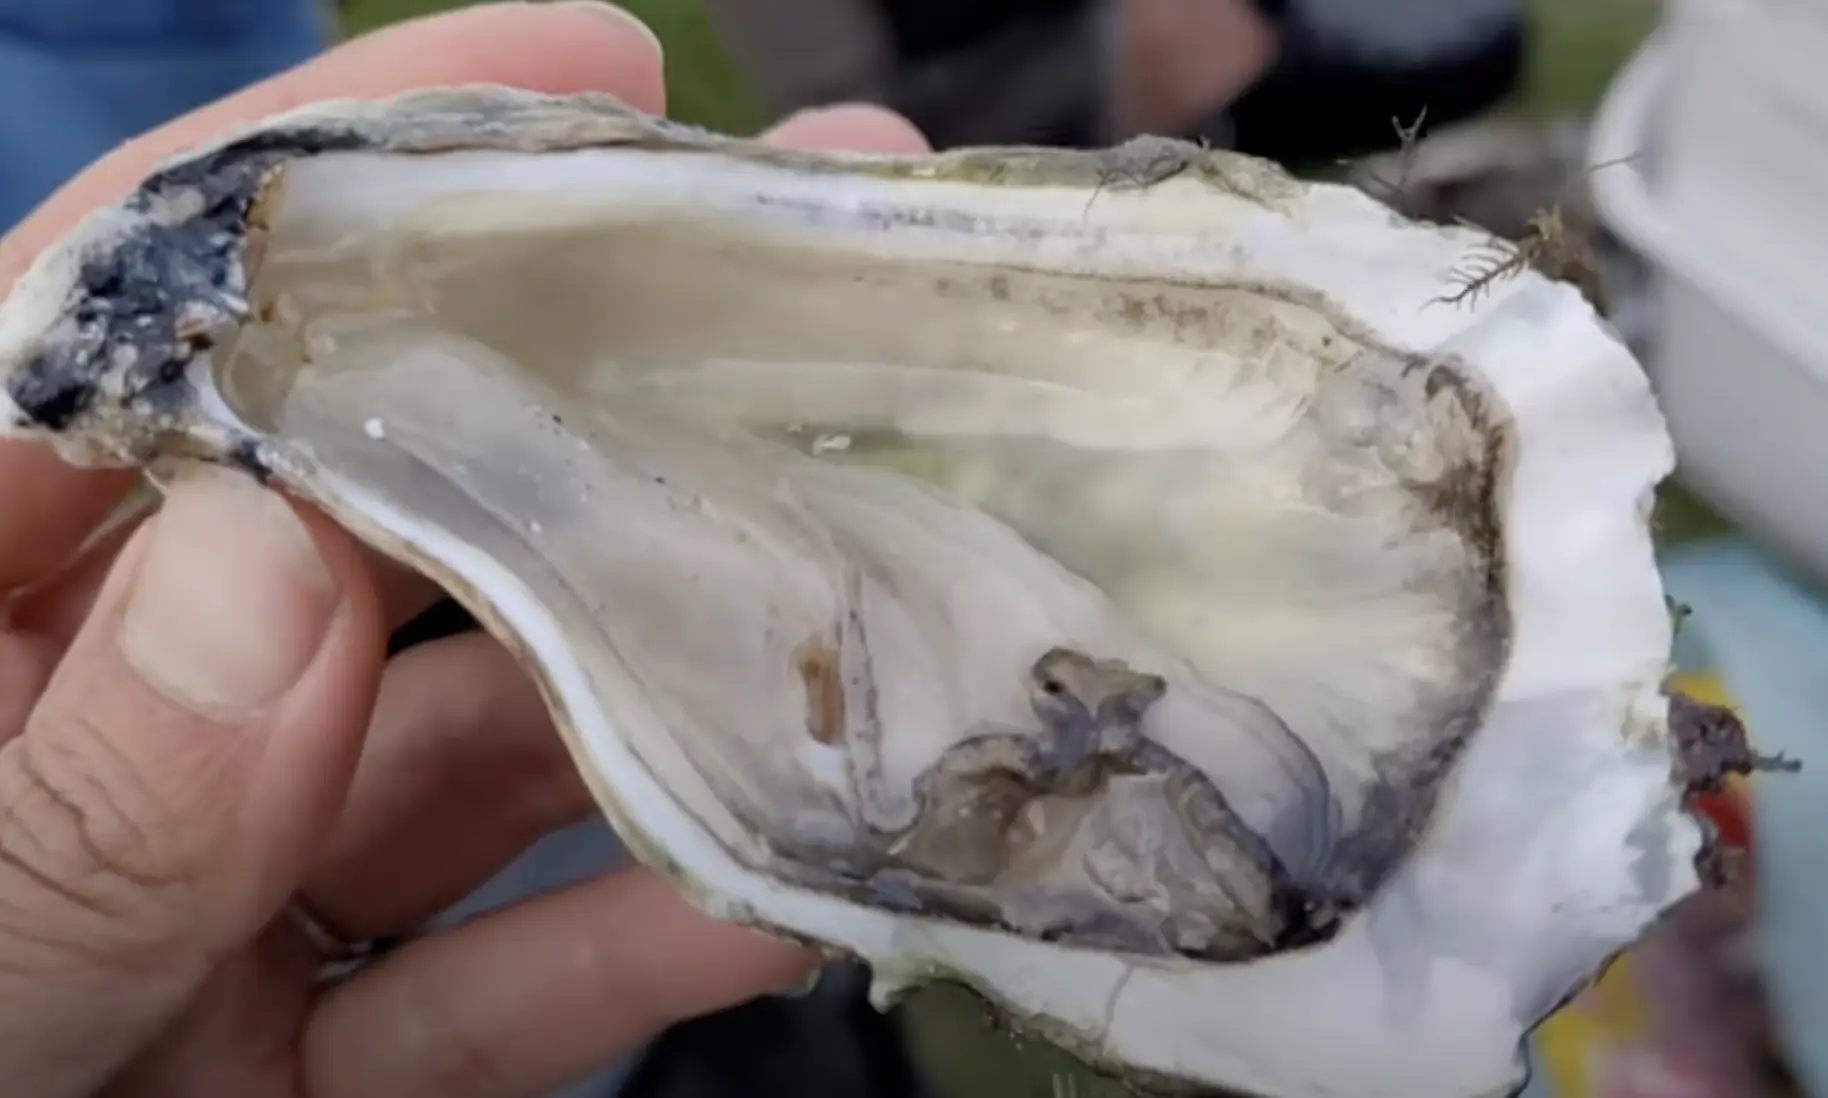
[1215,3,1526,168]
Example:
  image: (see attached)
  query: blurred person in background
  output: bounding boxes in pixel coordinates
[0,0,332,230]
[701,0,1528,164]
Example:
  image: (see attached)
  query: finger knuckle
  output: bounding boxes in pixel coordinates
[0,710,212,937]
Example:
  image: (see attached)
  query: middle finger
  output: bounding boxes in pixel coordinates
[295,629,590,941]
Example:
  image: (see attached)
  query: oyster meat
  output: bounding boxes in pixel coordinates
[0,87,1740,1098]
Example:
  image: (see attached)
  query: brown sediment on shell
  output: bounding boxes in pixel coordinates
[793,635,846,746]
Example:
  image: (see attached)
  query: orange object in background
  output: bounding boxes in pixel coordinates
[1532,673,1793,1098]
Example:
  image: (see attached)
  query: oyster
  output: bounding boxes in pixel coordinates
[0,87,1732,1098]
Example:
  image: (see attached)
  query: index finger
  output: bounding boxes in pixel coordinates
[0,1,668,596]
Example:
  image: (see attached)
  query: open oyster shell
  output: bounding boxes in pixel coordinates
[0,87,1715,1098]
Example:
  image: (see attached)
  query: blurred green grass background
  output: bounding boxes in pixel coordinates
[340,0,764,133]
[332,1,1694,1094]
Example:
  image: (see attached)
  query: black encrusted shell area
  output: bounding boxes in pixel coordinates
[10,185,262,432]
[3,115,384,438]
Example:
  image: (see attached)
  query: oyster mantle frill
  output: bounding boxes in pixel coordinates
[0,87,1701,1098]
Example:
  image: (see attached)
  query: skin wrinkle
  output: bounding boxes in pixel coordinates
[21,714,184,893]
[0,694,255,969]
[13,518,258,913]
[0,753,120,923]
[0,743,210,983]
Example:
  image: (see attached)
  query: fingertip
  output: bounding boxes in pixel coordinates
[579,865,821,1014]
[763,104,933,155]
[661,889,824,998]
[551,1,667,65]
[337,1,668,113]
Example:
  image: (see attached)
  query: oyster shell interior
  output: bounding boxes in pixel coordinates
[0,89,1703,1098]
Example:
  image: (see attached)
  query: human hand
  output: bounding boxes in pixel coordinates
[1109,0,1279,138]
[0,5,929,1097]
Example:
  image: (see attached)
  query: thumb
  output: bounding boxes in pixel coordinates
[0,464,386,1097]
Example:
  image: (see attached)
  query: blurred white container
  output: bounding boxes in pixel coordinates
[1588,0,1828,587]
[1588,3,1828,1094]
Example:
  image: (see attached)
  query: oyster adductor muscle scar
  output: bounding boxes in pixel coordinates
[0,86,1751,1098]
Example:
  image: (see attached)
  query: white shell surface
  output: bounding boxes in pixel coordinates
[0,88,1695,1098]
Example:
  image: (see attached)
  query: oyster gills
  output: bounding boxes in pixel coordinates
[0,87,1706,1098]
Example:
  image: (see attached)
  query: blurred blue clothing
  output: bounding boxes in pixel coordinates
[0,0,327,231]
